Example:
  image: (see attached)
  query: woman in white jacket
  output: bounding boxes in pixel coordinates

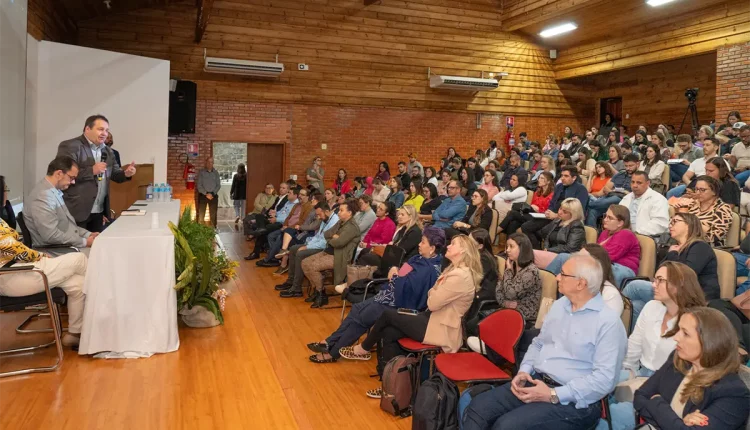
[639,144,666,194]
[492,173,528,224]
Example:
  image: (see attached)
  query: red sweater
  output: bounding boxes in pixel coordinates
[363,217,397,247]
[598,229,641,274]
[531,192,553,213]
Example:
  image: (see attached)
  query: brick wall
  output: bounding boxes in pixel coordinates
[716,42,750,123]
[167,97,592,210]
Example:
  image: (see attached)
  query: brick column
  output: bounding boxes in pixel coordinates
[716,42,750,122]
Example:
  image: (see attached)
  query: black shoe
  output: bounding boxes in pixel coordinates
[307,342,329,353]
[275,282,292,291]
[257,259,280,267]
[310,292,329,309]
[244,252,260,261]
[279,289,302,298]
[304,290,319,303]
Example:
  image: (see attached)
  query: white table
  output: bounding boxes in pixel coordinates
[79,200,180,357]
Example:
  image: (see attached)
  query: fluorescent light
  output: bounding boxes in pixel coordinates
[539,23,577,38]
[647,0,677,6]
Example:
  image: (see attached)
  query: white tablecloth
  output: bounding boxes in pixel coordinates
[218,182,233,208]
[79,200,180,356]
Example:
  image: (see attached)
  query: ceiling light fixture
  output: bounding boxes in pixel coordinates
[646,0,678,6]
[539,23,577,38]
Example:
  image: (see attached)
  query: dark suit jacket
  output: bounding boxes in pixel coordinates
[635,352,750,429]
[393,224,422,260]
[57,135,129,222]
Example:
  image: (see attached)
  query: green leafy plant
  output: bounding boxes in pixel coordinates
[169,205,232,324]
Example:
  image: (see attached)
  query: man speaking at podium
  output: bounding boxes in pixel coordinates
[57,115,136,233]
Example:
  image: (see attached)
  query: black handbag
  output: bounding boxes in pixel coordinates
[511,202,533,214]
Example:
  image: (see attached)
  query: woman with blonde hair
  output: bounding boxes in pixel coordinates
[634,307,749,429]
[343,234,480,398]
[354,204,423,276]
[532,197,586,269]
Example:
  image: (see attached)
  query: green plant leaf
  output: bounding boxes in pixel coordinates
[194,296,224,325]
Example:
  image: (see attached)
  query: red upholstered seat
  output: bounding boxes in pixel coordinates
[398,338,442,352]
[435,352,511,382]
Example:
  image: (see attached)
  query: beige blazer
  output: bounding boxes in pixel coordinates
[423,266,476,353]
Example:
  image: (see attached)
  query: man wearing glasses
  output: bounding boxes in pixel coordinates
[431,180,468,229]
[24,156,98,249]
[463,254,627,429]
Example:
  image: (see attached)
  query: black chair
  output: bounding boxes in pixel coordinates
[14,212,77,334]
[340,245,406,320]
[0,261,65,378]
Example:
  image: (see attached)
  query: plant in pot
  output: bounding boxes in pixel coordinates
[169,206,237,327]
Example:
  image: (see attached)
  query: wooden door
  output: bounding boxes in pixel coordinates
[245,144,283,215]
[110,164,154,217]
[600,97,623,125]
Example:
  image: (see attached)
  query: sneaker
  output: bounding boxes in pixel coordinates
[274,249,290,259]
[334,283,347,294]
[273,266,289,275]
[366,387,383,399]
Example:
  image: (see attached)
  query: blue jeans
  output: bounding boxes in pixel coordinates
[586,195,622,227]
[463,375,602,430]
[670,163,689,184]
[733,252,750,295]
[263,229,284,262]
[545,253,634,289]
[735,170,750,187]
[622,280,654,324]
[325,299,388,359]
[666,184,686,199]
[601,368,656,430]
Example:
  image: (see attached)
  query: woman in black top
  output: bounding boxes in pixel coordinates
[358,205,423,276]
[418,183,442,222]
[230,163,247,223]
[464,228,499,336]
[635,307,749,429]
[445,189,492,241]
[458,166,477,198]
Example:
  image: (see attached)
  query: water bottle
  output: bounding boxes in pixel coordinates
[166,183,172,201]
[155,184,163,202]
[159,183,166,202]
[146,183,153,202]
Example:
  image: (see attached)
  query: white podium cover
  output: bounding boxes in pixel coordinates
[79,200,181,357]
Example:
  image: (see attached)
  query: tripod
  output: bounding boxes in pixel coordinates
[678,100,700,136]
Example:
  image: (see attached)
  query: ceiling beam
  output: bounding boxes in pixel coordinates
[501,0,607,32]
[194,0,215,43]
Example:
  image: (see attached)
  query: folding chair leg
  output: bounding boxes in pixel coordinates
[17,312,68,334]
[340,300,347,322]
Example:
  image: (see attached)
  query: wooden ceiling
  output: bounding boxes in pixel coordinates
[59,0,172,22]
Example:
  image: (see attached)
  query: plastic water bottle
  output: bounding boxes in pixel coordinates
[146,183,153,202]
[155,184,163,202]
[159,183,166,202]
[166,183,172,201]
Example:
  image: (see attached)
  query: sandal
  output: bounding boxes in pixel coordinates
[338,346,353,355]
[306,342,328,353]
[309,353,338,363]
[366,387,383,399]
[339,347,372,361]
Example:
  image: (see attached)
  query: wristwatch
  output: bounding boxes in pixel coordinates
[550,388,559,405]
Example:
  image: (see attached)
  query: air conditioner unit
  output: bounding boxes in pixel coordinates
[429,75,499,91]
[204,56,284,77]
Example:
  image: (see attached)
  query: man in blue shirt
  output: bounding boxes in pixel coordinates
[463,254,627,430]
[585,154,639,226]
[278,203,338,298]
[521,165,588,249]
[246,186,300,260]
[431,180,468,229]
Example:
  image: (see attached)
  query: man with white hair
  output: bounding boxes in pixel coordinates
[463,254,627,430]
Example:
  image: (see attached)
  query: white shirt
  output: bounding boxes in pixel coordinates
[602,282,624,317]
[492,187,527,203]
[86,138,108,214]
[623,300,676,372]
[687,154,729,176]
[639,160,665,182]
[620,188,670,236]
[731,142,750,169]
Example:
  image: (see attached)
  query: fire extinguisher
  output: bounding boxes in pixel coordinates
[183,154,196,190]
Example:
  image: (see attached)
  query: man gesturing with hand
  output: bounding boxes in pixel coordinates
[462,254,627,430]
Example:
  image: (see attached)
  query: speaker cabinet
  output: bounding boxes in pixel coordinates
[169,80,197,134]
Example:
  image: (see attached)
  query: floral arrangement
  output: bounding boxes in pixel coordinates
[168,205,238,324]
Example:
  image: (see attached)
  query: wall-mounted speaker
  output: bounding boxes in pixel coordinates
[169,80,197,134]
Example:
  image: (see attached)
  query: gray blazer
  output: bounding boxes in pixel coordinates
[25,178,90,247]
[57,135,129,222]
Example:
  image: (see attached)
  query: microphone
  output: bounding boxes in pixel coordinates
[99,150,108,181]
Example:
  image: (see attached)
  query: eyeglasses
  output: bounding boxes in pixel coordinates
[447,186,460,190]
[604,215,617,222]
[559,271,578,279]
[694,187,710,194]
[653,276,668,286]
[669,218,685,226]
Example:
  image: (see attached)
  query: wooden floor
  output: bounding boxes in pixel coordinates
[0,223,410,430]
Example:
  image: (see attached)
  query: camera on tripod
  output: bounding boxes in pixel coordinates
[685,88,699,103]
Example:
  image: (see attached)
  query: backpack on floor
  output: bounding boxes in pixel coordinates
[380,354,419,417]
[412,372,459,430]
[457,383,494,429]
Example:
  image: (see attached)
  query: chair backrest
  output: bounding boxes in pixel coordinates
[524,160,530,170]
[584,226,598,244]
[726,212,741,248]
[635,234,656,278]
[478,308,525,364]
[668,206,675,218]
[621,296,634,336]
[714,248,737,299]
[534,270,558,328]
[16,212,33,248]
[526,190,533,204]
[496,256,506,275]
[660,164,671,194]
[380,245,406,272]
[488,209,499,243]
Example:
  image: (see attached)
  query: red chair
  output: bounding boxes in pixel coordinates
[397,338,442,377]
[435,309,524,384]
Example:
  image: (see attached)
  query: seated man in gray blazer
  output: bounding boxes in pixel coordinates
[25,156,98,248]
